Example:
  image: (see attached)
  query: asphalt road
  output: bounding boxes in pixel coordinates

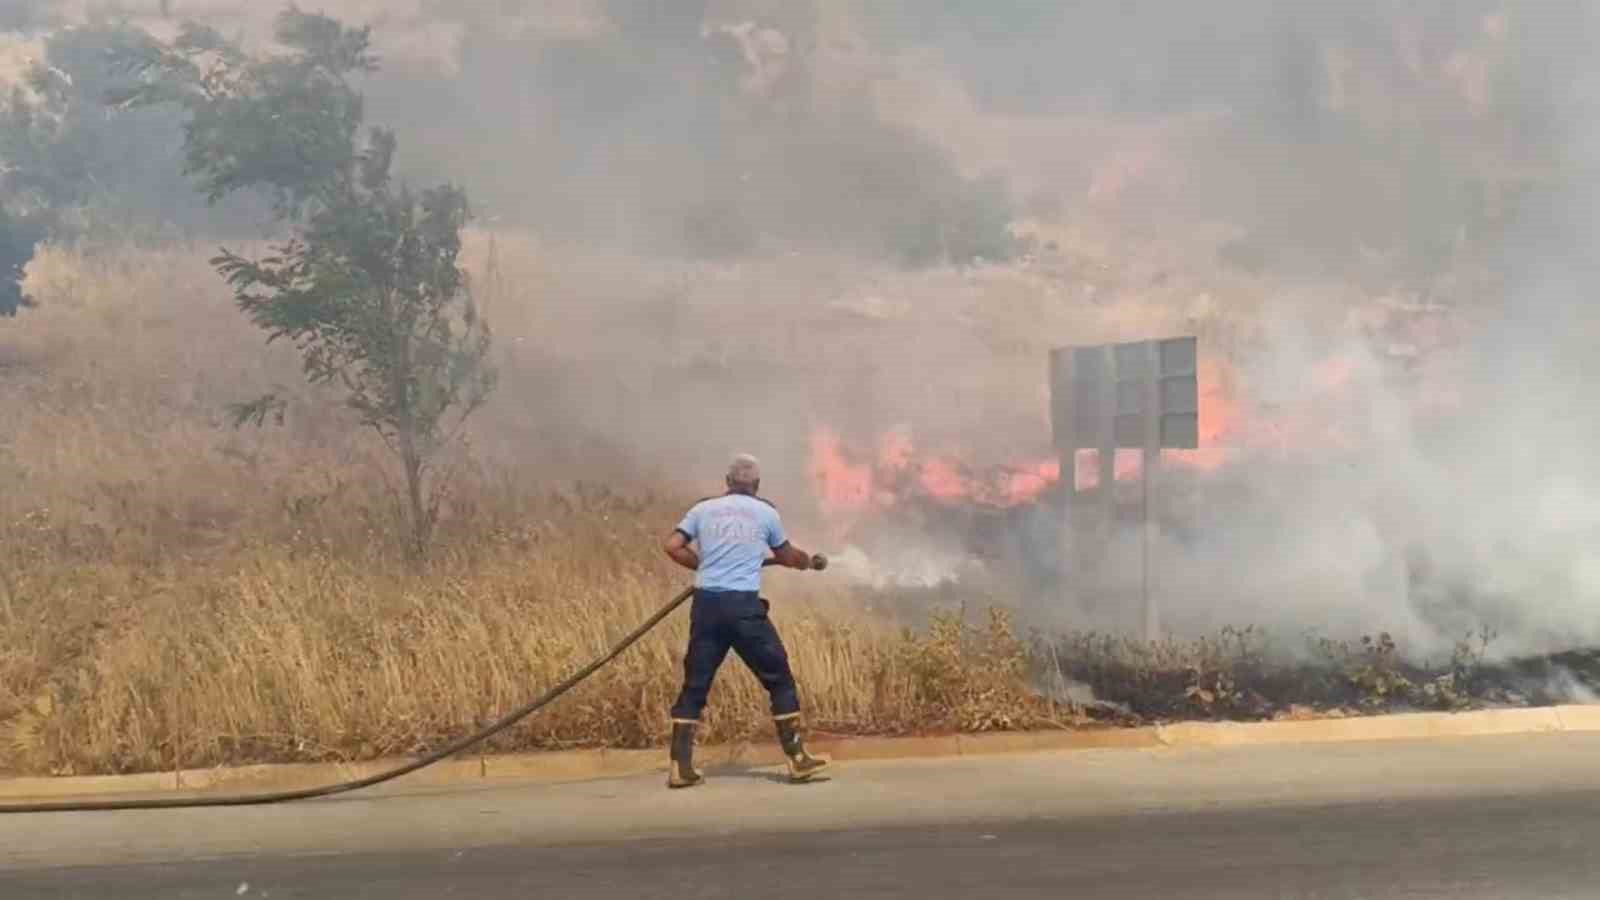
[8,732,1600,899]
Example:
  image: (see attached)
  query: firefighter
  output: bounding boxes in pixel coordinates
[662,453,830,788]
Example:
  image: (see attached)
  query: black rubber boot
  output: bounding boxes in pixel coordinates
[667,720,704,789]
[775,715,830,783]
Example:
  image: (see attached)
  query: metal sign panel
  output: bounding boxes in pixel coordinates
[1050,337,1198,450]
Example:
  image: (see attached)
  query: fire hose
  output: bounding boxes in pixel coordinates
[0,585,696,814]
[0,551,827,814]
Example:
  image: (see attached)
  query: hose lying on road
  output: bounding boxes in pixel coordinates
[0,586,695,814]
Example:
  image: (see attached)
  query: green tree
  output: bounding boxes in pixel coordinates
[112,8,496,558]
[1,24,254,240]
[1,22,272,315]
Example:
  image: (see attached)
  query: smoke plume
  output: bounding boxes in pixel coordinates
[9,2,1600,659]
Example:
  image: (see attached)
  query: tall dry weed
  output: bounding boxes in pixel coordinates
[0,240,1085,776]
[0,507,1067,775]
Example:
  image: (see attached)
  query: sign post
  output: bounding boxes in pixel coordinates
[1050,337,1197,641]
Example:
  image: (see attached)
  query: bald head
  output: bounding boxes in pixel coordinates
[726,453,762,494]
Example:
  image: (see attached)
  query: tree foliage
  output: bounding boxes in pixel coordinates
[112,8,496,557]
[1,24,254,237]
[1,22,275,314]
[110,13,376,215]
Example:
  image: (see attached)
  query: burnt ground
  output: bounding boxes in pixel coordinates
[1485,648,1600,704]
[1047,633,1600,724]
[840,483,1600,725]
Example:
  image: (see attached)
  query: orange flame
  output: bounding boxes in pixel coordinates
[806,351,1369,525]
[808,427,875,518]
[806,425,1062,530]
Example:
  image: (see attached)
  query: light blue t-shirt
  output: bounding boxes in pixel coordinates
[675,493,788,592]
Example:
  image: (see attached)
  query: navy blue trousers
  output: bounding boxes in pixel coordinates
[670,589,800,721]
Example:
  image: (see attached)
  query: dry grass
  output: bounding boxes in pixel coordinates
[0,238,1542,777]
[1046,625,1518,722]
[0,241,1075,777]
[0,491,1059,777]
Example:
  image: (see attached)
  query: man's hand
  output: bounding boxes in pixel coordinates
[762,554,826,570]
[663,531,700,572]
[769,543,826,572]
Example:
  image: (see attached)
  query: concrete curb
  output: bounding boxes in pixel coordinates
[2,706,1596,803]
[1153,707,1567,748]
